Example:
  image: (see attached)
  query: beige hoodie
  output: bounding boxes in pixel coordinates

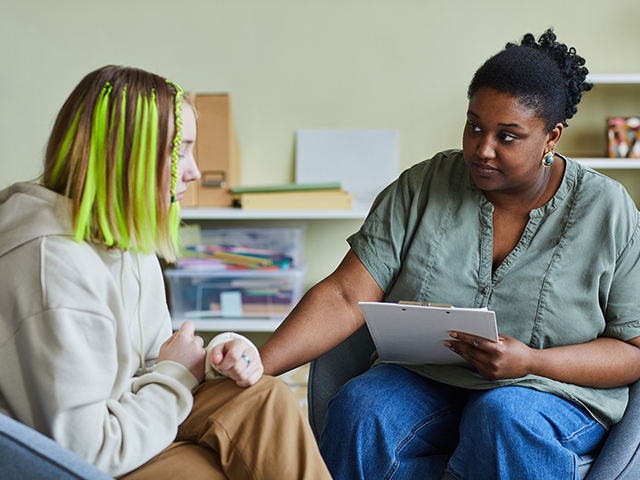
[0,183,253,477]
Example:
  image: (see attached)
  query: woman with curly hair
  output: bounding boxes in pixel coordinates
[259,29,640,479]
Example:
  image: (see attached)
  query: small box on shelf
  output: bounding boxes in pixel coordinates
[608,117,640,159]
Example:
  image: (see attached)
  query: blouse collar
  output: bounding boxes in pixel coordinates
[468,155,578,217]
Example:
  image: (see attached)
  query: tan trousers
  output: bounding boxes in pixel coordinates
[120,376,332,480]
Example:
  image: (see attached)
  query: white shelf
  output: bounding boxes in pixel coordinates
[574,73,640,169]
[180,204,371,220]
[587,73,640,84]
[172,317,284,332]
[575,158,640,169]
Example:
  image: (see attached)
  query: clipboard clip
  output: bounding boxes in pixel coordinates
[398,300,453,308]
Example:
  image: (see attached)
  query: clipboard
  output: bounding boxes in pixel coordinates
[359,301,499,366]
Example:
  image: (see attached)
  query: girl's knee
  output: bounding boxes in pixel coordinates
[256,374,287,391]
[254,375,298,403]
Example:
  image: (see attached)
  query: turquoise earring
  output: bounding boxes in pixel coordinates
[542,151,555,167]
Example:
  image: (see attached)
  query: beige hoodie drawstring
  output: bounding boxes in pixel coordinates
[136,253,147,374]
[120,250,147,374]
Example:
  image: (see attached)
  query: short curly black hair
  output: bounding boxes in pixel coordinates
[467,28,593,132]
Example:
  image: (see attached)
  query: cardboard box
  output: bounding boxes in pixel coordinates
[181,94,241,207]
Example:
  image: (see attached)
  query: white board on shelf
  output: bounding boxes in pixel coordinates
[295,129,399,207]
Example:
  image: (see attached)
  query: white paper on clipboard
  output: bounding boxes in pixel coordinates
[359,302,499,366]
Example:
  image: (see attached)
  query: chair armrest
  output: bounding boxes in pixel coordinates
[586,380,640,479]
[0,414,113,480]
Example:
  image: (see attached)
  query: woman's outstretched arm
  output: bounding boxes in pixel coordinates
[260,249,384,377]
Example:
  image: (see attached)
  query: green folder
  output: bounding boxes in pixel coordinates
[231,182,342,194]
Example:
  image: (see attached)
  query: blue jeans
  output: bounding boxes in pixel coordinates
[319,364,607,480]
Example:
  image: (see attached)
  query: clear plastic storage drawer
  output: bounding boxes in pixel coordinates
[164,226,305,320]
[164,269,304,319]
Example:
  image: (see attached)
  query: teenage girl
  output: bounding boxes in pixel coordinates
[0,65,331,480]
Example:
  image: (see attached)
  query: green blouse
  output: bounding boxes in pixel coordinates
[348,149,640,429]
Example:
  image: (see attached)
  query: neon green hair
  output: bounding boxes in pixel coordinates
[43,66,185,262]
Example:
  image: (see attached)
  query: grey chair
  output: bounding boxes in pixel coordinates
[308,325,640,480]
[0,413,113,480]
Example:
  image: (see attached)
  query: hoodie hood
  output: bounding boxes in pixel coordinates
[0,183,74,259]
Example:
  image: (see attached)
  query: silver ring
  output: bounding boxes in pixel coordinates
[241,354,251,367]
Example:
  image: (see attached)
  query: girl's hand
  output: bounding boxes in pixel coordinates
[158,321,206,383]
[444,332,534,380]
[209,339,264,387]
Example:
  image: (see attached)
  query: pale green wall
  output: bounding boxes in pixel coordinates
[3,0,640,288]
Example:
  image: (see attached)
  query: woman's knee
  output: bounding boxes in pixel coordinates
[324,365,450,435]
[452,387,605,479]
[462,387,531,432]
[326,366,404,421]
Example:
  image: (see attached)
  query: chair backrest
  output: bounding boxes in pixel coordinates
[307,325,640,480]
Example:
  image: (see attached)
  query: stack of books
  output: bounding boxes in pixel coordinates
[231,182,353,210]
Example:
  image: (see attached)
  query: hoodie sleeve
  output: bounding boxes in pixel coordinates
[3,236,195,477]
[18,308,197,477]
[204,332,260,381]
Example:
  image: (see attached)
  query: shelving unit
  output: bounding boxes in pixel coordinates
[568,74,640,168]
[587,73,640,84]
[172,203,371,332]
[171,317,284,332]
[565,73,640,205]
[180,202,372,221]
[577,159,640,169]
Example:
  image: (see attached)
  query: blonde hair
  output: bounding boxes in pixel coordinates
[43,65,185,261]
